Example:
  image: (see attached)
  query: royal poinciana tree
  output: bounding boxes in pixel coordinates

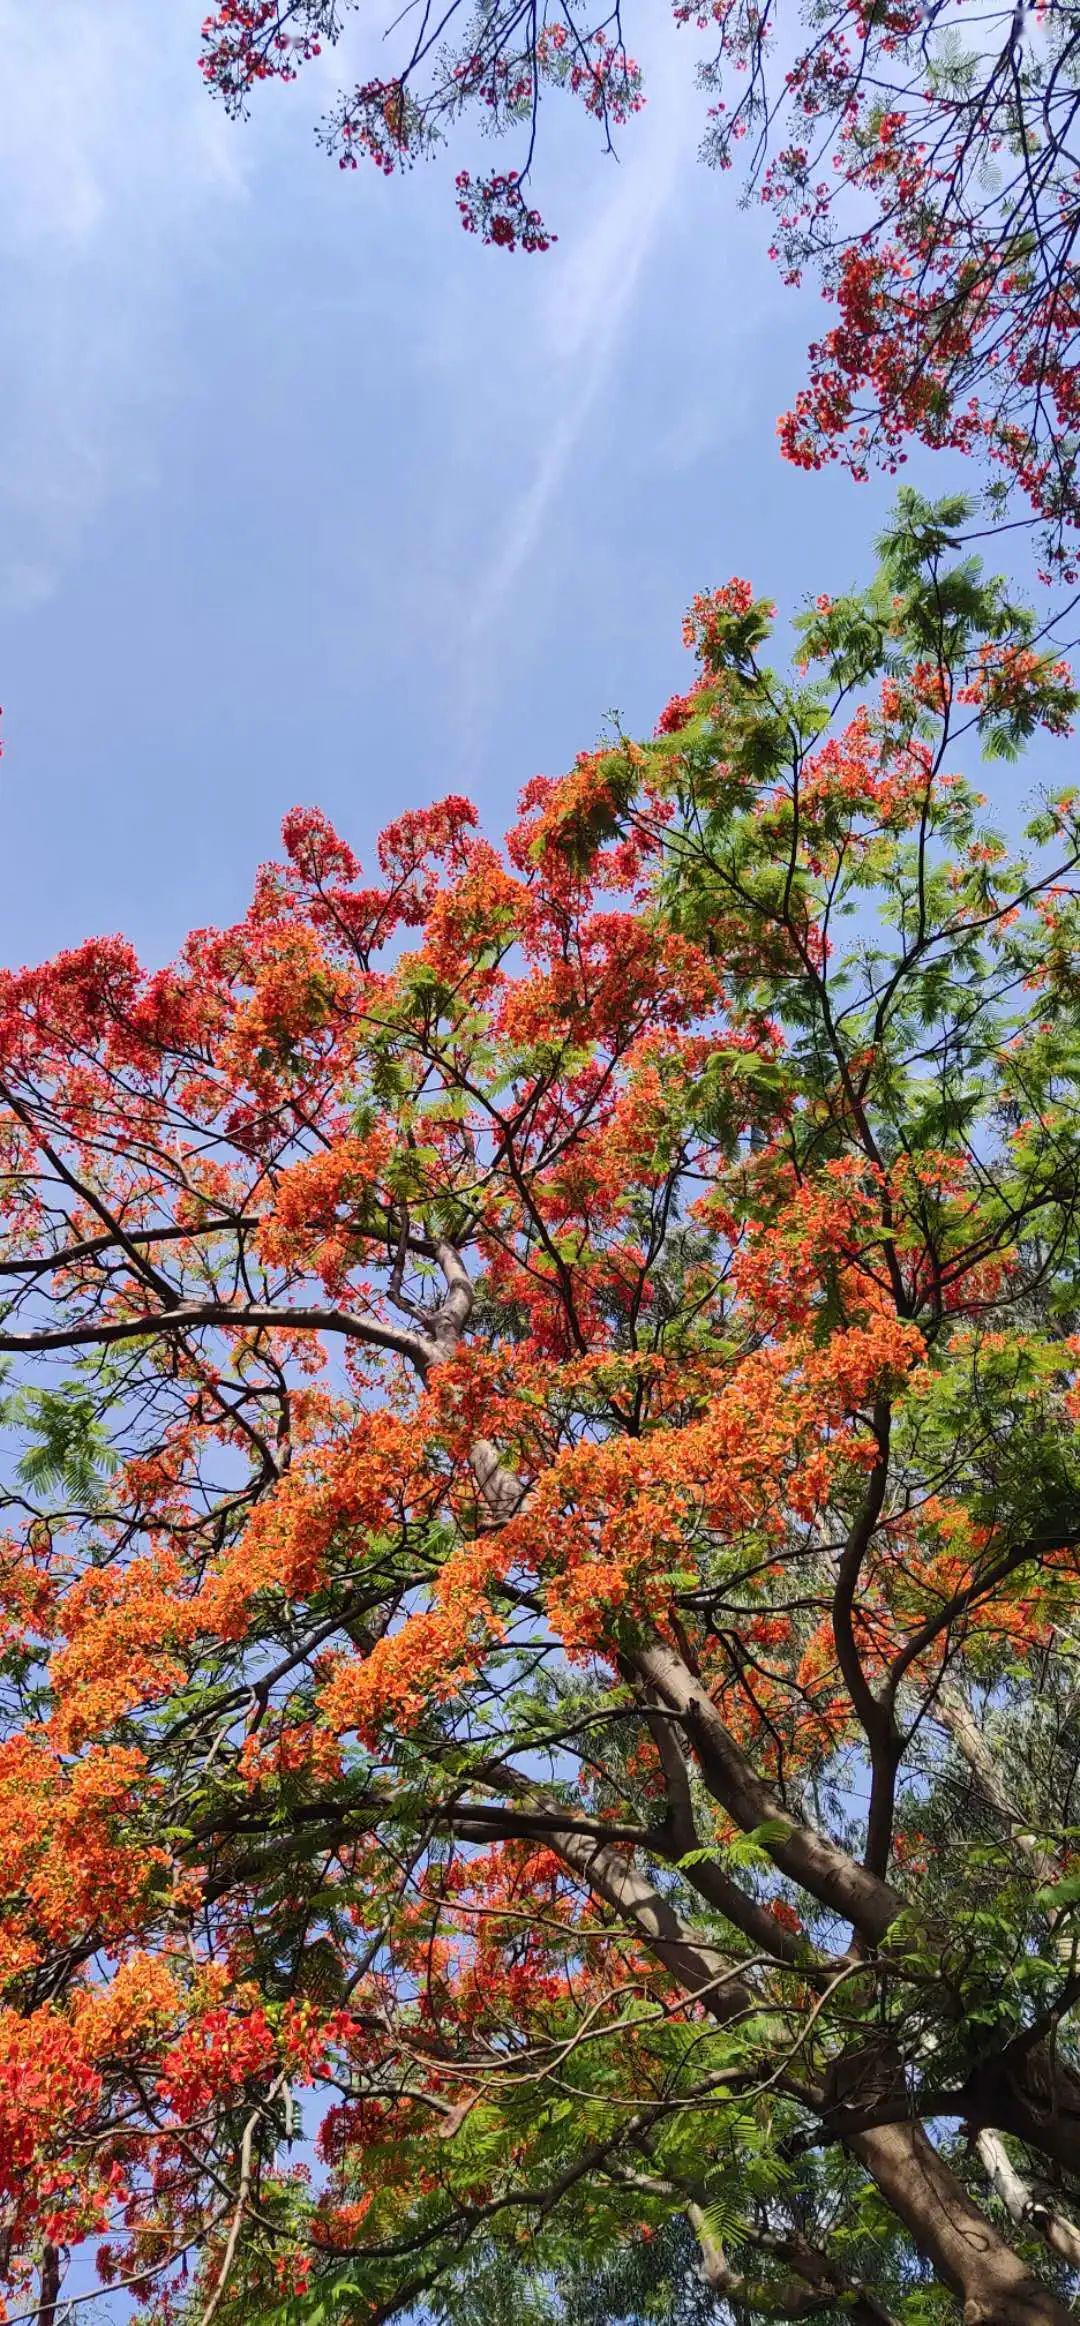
[202,0,1080,573]
[5,496,1080,2325]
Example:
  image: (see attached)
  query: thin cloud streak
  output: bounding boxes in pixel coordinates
[466,40,701,637]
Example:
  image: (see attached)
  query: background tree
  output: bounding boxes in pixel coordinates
[4,499,1080,2324]
[201,0,1080,572]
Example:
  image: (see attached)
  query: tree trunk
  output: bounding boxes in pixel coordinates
[968,2037,1080,2183]
[851,2121,1075,2326]
[462,1462,1078,2321]
[36,2246,61,2326]
[592,1856,1075,2326]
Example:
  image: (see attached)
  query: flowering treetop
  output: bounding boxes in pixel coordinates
[2,497,1080,2323]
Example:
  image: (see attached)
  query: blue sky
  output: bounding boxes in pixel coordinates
[0,0,1045,985]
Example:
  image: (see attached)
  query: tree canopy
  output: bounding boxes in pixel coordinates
[201,0,1080,571]
[3,498,1080,2323]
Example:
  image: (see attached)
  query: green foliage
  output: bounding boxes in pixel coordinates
[2,1372,118,1504]
[9,498,1080,2326]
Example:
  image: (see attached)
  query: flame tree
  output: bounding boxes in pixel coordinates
[4,498,1080,2323]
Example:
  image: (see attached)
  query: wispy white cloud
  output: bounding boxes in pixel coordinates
[0,0,249,607]
[465,36,700,636]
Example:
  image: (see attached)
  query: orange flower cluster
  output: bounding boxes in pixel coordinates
[0,563,1074,2318]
